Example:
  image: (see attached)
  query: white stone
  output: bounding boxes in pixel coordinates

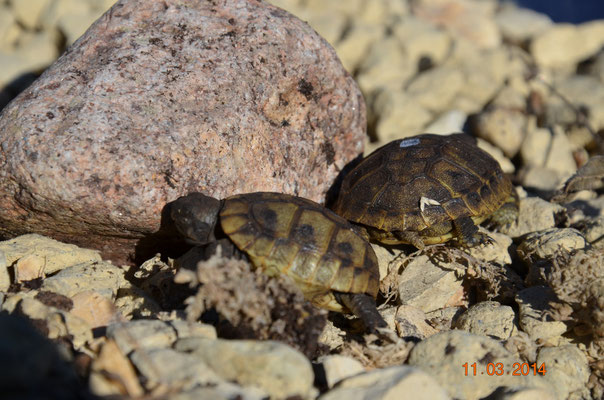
[12,0,53,29]
[175,338,315,399]
[319,355,364,388]
[515,287,568,342]
[319,365,449,400]
[454,301,516,340]
[537,345,591,400]
[517,228,587,261]
[495,4,552,43]
[0,7,22,51]
[406,66,464,112]
[424,110,467,135]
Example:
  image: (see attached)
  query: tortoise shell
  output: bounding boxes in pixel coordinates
[332,134,514,246]
[219,192,380,312]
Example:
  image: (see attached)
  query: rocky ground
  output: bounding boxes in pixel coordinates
[1,0,604,399]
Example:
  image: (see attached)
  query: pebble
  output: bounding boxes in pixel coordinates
[372,90,432,142]
[454,301,516,340]
[531,21,604,69]
[407,330,552,399]
[130,347,223,391]
[319,365,449,400]
[515,287,567,343]
[395,304,439,340]
[537,345,591,400]
[319,355,365,388]
[517,228,588,262]
[12,0,52,30]
[494,4,552,43]
[356,37,415,93]
[392,16,452,67]
[424,110,467,135]
[0,6,21,51]
[175,337,315,399]
[406,66,465,113]
[470,108,526,158]
[89,339,144,397]
[506,197,564,238]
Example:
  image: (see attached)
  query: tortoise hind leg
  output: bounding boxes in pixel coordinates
[485,194,519,230]
[336,292,387,333]
[453,216,493,247]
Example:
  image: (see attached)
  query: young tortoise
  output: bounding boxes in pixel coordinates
[332,133,518,249]
[170,191,386,332]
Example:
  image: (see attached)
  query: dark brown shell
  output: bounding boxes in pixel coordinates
[219,192,380,312]
[333,134,514,244]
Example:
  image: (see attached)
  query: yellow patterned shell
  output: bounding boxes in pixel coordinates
[333,134,514,245]
[219,192,380,312]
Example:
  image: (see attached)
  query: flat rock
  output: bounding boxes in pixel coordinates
[407,330,552,399]
[319,365,449,400]
[397,253,465,313]
[175,337,314,399]
[395,304,439,340]
[41,260,126,299]
[0,234,101,277]
[453,301,515,340]
[0,0,366,265]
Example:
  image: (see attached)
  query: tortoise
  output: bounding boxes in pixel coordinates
[170,191,386,332]
[332,133,518,249]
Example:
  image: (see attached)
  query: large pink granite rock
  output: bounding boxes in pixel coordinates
[0,0,366,265]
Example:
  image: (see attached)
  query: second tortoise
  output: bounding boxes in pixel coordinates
[171,191,386,332]
[332,133,518,249]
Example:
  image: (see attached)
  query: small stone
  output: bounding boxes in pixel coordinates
[476,138,515,174]
[517,228,587,262]
[506,197,563,238]
[454,301,515,340]
[553,75,604,131]
[397,254,465,313]
[520,126,551,168]
[424,110,467,135]
[406,66,464,113]
[356,37,415,93]
[412,0,500,49]
[495,5,552,43]
[319,355,365,389]
[537,345,591,400]
[305,13,347,46]
[519,166,568,193]
[575,216,604,248]
[41,260,126,299]
[319,365,449,400]
[175,337,314,399]
[470,108,526,158]
[334,22,384,72]
[395,305,439,340]
[467,229,513,266]
[130,347,222,391]
[407,330,551,399]
[393,16,452,67]
[15,254,46,282]
[373,90,432,142]
[0,7,21,51]
[425,307,464,330]
[515,286,567,342]
[89,339,144,398]
[531,22,604,69]
[12,0,53,29]
[113,285,162,319]
[0,234,102,276]
[69,291,121,329]
[107,320,178,355]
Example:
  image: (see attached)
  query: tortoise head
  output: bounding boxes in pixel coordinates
[170,192,222,245]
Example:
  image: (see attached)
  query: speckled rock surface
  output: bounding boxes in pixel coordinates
[0,0,366,265]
